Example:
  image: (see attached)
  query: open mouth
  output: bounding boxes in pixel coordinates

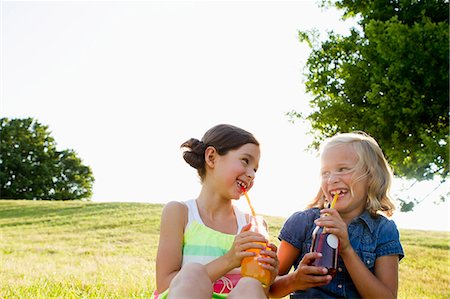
[330,189,347,197]
[237,180,248,190]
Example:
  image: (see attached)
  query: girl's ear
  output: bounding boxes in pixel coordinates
[204,146,217,168]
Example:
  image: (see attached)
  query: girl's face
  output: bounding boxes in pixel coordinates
[214,143,260,200]
[320,143,369,221]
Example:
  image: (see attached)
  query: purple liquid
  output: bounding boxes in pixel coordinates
[310,226,339,277]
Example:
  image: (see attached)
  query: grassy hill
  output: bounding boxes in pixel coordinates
[0,200,449,298]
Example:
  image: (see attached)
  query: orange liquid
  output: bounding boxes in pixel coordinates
[241,242,271,287]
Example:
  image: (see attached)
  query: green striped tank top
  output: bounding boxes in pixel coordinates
[182,199,248,294]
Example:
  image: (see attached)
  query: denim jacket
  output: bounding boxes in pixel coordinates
[278,208,404,298]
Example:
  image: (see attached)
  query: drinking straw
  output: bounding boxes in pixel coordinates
[323,193,339,233]
[241,186,256,217]
[330,193,339,209]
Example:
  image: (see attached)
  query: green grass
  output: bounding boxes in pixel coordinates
[1,200,449,298]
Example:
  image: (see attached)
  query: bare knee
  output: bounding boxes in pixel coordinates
[228,277,267,299]
[168,263,212,298]
[174,263,210,284]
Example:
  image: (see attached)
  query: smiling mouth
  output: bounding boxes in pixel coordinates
[330,190,347,197]
[237,180,248,190]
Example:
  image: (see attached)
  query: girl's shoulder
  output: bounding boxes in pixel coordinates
[358,211,402,241]
[282,208,321,233]
[362,211,400,231]
[287,207,321,222]
[363,212,404,259]
[376,214,401,234]
[279,208,319,249]
[163,200,189,213]
[161,200,189,226]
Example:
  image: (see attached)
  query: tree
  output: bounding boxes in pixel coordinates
[292,0,449,210]
[0,117,94,200]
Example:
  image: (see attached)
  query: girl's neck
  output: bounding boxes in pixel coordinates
[196,195,233,216]
[196,189,237,234]
[197,185,232,207]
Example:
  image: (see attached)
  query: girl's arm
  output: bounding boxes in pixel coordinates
[155,201,187,293]
[203,223,269,282]
[317,209,399,298]
[269,241,331,298]
[340,247,399,298]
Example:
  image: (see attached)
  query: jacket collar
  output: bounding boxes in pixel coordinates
[354,210,377,234]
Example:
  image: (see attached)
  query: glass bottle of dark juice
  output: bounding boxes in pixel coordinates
[310,208,339,277]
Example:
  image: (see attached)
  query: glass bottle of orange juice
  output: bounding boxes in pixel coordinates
[240,215,271,287]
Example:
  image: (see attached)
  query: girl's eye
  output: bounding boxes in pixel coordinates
[340,167,354,174]
[242,158,249,165]
[321,171,330,178]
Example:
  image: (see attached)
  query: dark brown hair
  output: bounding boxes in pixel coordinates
[180,124,259,181]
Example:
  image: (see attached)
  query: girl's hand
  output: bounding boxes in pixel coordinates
[225,223,268,269]
[315,208,351,253]
[292,252,332,289]
[258,242,279,285]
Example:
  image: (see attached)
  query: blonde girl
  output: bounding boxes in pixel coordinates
[270,131,404,298]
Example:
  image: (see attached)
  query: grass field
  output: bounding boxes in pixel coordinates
[1,200,449,298]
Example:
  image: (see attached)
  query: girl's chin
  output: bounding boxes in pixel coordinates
[329,198,345,209]
[232,193,242,200]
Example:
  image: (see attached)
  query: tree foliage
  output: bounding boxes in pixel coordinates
[0,118,94,200]
[295,0,448,184]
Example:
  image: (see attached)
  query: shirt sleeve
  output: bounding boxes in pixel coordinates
[278,209,316,251]
[376,218,405,261]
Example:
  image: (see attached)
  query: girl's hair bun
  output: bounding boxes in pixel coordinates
[180,124,259,182]
[180,138,206,170]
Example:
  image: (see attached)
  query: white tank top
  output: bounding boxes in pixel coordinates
[184,199,248,233]
[181,199,247,294]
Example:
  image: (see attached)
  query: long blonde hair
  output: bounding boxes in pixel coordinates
[308,131,396,217]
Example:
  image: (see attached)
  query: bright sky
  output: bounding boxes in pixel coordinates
[2,0,449,232]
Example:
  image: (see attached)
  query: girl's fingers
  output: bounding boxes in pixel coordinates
[240,222,252,232]
[301,265,329,276]
[307,275,333,286]
[260,254,279,275]
[301,252,322,265]
[240,242,267,251]
[320,208,339,215]
[257,243,278,261]
[236,233,268,246]
[260,249,276,258]
[240,251,256,258]
[266,242,278,252]
[258,257,278,271]
[314,218,335,226]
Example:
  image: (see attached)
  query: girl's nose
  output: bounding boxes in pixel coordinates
[246,170,256,181]
[328,172,340,183]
